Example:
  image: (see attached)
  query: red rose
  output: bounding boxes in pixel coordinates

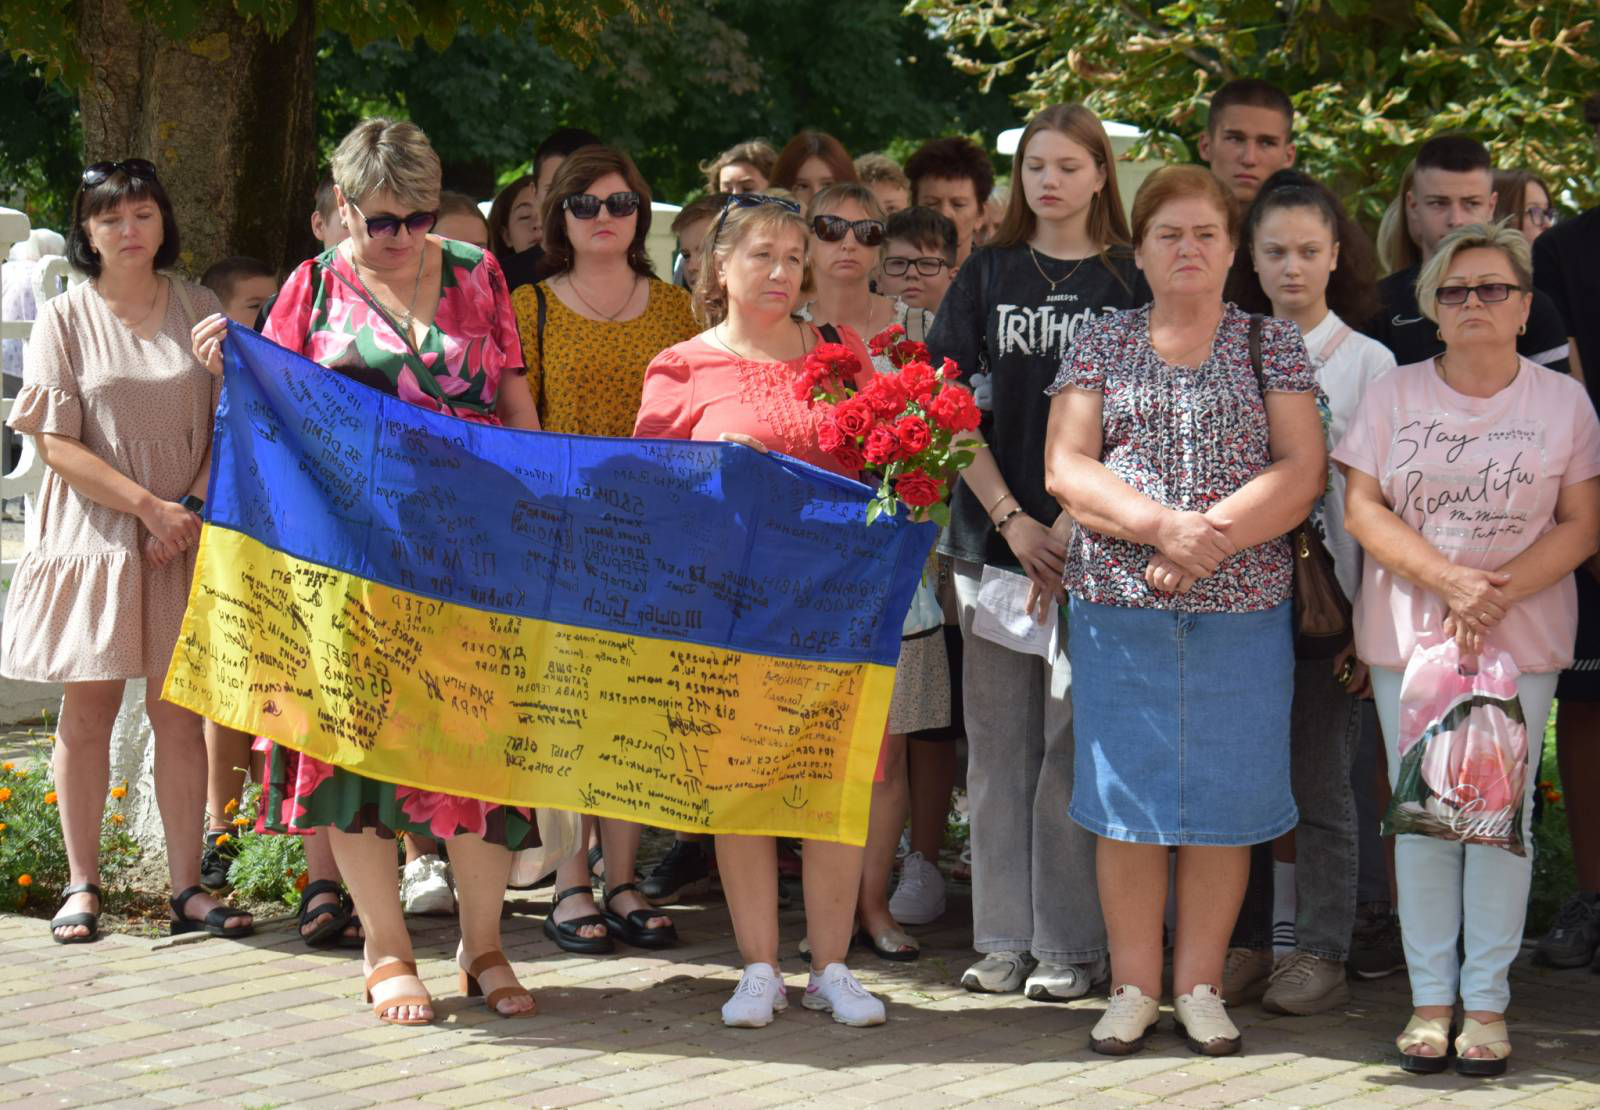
[940,357,960,380]
[891,340,930,367]
[868,323,906,357]
[816,413,844,454]
[793,375,818,402]
[860,374,909,418]
[898,360,937,403]
[927,385,981,432]
[807,341,860,377]
[833,399,873,438]
[894,415,931,455]
[834,441,865,471]
[863,423,903,465]
[895,469,945,508]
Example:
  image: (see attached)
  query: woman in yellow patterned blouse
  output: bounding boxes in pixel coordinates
[511,145,696,955]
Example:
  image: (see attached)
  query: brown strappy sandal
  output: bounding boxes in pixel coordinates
[364,959,432,1026]
[459,950,536,1016]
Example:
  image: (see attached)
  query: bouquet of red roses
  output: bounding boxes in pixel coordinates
[796,324,980,524]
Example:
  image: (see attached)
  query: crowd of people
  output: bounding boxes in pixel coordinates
[5,75,1600,1076]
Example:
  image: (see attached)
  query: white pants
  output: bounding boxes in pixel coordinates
[1370,666,1555,1012]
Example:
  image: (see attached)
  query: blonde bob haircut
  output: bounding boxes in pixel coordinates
[1415,222,1533,325]
[693,191,808,326]
[330,117,442,213]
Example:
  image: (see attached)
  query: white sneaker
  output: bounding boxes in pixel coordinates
[1091,984,1161,1055]
[1174,983,1242,1056]
[1025,956,1108,1002]
[401,854,455,915]
[960,950,1036,993]
[803,963,886,1026]
[888,851,946,925]
[722,963,788,1028]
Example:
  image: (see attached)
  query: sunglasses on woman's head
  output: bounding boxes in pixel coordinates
[81,159,158,186]
[1434,282,1528,306]
[882,255,950,277]
[348,197,438,238]
[563,191,642,220]
[708,193,804,250]
[811,214,886,247]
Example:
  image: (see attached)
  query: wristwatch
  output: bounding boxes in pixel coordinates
[178,494,205,515]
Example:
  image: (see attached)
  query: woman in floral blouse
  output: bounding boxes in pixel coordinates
[1042,165,1326,1057]
[193,118,540,1027]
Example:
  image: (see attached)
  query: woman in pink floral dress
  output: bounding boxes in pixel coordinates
[193,118,540,1025]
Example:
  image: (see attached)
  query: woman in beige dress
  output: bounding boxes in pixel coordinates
[1,160,252,943]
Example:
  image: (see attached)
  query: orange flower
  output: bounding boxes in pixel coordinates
[17,875,31,887]
[224,798,239,815]
[294,871,309,892]
[213,832,231,846]
[110,785,127,799]
[0,788,10,803]
[0,822,7,832]
[232,815,249,827]
[43,792,57,806]
[109,814,124,825]
[1549,790,1564,804]
[1,762,12,773]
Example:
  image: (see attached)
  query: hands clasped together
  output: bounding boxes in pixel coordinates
[1144,510,1235,596]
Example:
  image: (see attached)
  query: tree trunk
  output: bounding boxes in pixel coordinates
[76,0,319,277]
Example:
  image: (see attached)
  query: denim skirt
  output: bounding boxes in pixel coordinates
[1066,596,1297,846]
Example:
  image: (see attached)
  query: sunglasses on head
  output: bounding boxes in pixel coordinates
[1434,282,1528,306]
[811,214,885,247]
[81,159,158,187]
[709,193,804,250]
[882,255,950,277]
[348,197,438,238]
[563,191,642,220]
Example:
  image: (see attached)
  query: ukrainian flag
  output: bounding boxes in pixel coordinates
[163,324,935,844]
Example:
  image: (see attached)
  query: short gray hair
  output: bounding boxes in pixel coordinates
[1416,222,1533,323]
[331,118,441,213]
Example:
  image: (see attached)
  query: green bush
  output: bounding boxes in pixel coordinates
[1529,713,1575,937]
[224,783,306,908]
[0,751,140,909]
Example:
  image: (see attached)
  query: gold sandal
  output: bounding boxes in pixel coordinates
[1396,1013,1452,1074]
[1454,1018,1510,1078]
[459,950,536,1016]
[364,959,432,1026]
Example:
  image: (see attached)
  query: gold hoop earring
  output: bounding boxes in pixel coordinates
[1518,322,1527,336]
[1435,329,1443,342]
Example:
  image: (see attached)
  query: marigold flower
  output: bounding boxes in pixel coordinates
[110,786,127,799]
[224,798,239,815]
[295,871,309,892]
[0,788,11,803]
[0,822,7,832]
[1,762,12,773]
[233,815,249,827]
[17,875,31,887]
[110,814,124,825]
[214,832,231,846]
[43,792,57,806]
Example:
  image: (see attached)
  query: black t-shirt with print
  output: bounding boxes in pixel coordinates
[1534,207,1600,406]
[927,244,1150,568]
[1361,263,1571,373]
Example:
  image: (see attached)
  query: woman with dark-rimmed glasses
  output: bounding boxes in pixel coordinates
[2,157,253,945]
[192,116,541,1026]
[509,145,696,958]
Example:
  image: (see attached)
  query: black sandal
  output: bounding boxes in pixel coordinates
[170,884,254,938]
[602,882,679,949]
[50,882,102,944]
[297,878,354,948]
[542,885,614,954]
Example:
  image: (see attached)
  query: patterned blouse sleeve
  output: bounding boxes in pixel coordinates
[633,346,697,440]
[1045,309,1122,395]
[7,295,79,439]
[261,258,318,357]
[481,250,525,376]
[1259,315,1318,393]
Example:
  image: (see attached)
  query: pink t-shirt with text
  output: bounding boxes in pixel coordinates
[1332,357,1600,671]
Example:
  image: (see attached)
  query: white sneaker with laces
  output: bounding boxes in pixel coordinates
[1091,984,1160,1055]
[1174,983,1242,1056]
[401,854,455,915]
[888,851,946,925]
[803,963,886,1026]
[721,963,788,1028]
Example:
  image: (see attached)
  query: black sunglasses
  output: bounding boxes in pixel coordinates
[81,159,158,187]
[1434,282,1529,306]
[348,197,437,239]
[563,191,642,220]
[811,214,885,247]
[708,193,804,251]
[882,255,950,277]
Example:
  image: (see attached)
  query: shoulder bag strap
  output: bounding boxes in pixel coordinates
[533,281,548,368]
[1317,323,1353,364]
[1248,313,1265,393]
[818,323,843,345]
[167,275,199,330]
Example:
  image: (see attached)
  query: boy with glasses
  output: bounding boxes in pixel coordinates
[876,207,958,315]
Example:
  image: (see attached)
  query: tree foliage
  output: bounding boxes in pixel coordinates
[911,0,1600,219]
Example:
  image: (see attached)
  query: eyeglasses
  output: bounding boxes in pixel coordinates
[348,197,438,238]
[1524,206,1557,228]
[81,159,158,187]
[562,191,642,220]
[709,193,804,250]
[882,255,951,277]
[1434,282,1529,306]
[811,214,885,247]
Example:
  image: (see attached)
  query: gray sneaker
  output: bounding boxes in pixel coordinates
[960,951,1037,993]
[1536,892,1600,969]
[1348,904,1406,980]
[1262,951,1351,1015]
[1024,956,1108,1002]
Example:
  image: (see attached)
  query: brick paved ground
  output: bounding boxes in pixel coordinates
[1,880,1597,1110]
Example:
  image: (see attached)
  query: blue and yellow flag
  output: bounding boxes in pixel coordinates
[162,325,936,844]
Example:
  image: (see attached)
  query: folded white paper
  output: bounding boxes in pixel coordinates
[970,564,1059,659]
